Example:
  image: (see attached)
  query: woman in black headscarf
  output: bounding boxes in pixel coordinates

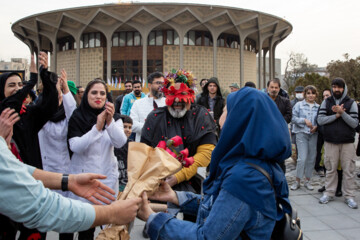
[0,52,58,240]
[67,79,127,240]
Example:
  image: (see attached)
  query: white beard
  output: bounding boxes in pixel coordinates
[168,106,187,118]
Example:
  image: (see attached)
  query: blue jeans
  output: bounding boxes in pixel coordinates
[147,190,275,239]
[296,132,318,179]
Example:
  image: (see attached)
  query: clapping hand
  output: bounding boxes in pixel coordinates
[0,108,20,148]
[59,69,69,94]
[105,102,115,126]
[68,173,116,205]
[96,110,107,131]
[38,51,48,69]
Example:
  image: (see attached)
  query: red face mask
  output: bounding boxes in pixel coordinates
[163,83,195,106]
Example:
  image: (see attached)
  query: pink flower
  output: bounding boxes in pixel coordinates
[165,148,177,158]
[156,141,167,150]
[167,136,183,147]
[183,157,194,167]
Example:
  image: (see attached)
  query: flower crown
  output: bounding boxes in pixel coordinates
[164,69,196,89]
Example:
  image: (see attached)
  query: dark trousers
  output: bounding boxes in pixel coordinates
[78,228,95,240]
[0,215,17,240]
[315,132,325,171]
[59,233,74,240]
[18,225,46,240]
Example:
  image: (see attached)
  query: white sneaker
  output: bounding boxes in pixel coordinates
[319,194,333,204]
[304,181,314,191]
[291,181,300,190]
[345,198,358,209]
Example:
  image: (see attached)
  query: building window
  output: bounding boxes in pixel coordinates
[134,32,141,46]
[166,30,173,45]
[156,31,163,46]
[216,33,242,49]
[113,33,119,47]
[174,31,179,45]
[119,32,126,46]
[112,31,142,47]
[57,36,76,52]
[204,32,212,46]
[95,33,101,47]
[84,34,89,48]
[244,38,256,51]
[148,31,163,46]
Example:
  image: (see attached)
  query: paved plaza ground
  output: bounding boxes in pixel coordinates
[43,157,360,240]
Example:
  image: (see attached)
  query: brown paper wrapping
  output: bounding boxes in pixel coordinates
[96,142,182,240]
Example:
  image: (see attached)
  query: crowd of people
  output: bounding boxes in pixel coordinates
[0,51,359,240]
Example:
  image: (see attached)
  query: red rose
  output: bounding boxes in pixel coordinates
[167,136,183,147]
[179,148,189,159]
[184,157,194,167]
[156,141,167,150]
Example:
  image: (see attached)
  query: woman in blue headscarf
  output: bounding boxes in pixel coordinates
[137,87,292,239]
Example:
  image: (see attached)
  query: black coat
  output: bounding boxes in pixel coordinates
[274,95,292,123]
[0,69,58,169]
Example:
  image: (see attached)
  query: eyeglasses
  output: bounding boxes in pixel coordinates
[153,81,164,85]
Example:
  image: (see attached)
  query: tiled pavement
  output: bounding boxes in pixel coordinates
[44,160,360,240]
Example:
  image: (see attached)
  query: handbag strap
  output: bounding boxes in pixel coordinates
[246,162,274,189]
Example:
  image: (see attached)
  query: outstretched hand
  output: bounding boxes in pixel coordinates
[137,192,155,222]
[150,180,179,205]
[68,173,116,205]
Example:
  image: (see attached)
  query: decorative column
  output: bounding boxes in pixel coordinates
[263,49,268,87]
[75,36,81,86]
[268,43,273,81]
[142,32,148,82]
[106,37,112,85]
[50,40,57,72]
[179,30,184,69]
[257,42,263,89]
[239,39,244,87]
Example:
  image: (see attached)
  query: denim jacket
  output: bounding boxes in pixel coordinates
[292,100,319,134]
[146,189,275,240]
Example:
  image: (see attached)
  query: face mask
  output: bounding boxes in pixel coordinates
[296,93,304,100]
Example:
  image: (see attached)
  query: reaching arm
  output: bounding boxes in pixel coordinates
[32,169,116,205]
[142,188,253,240]
[174,144,215,184]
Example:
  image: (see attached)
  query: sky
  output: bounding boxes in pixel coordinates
[1,0,360,74]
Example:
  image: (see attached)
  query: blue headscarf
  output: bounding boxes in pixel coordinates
[203,87,291,220]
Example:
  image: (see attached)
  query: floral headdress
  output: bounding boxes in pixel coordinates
[162,69,196,106]
[163,69,196,89]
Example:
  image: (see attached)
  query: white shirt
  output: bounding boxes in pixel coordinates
[130,95,166,142]
[38,92,76,174]
[68,118,127,203]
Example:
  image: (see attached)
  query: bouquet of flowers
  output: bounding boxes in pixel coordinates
[156,136,194,167]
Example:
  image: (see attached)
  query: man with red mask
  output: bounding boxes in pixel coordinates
[141,69,217,200]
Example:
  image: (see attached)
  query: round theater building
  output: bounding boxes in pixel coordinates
[12,2,292,91]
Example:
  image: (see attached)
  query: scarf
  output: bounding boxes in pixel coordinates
[203,87,291,220]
